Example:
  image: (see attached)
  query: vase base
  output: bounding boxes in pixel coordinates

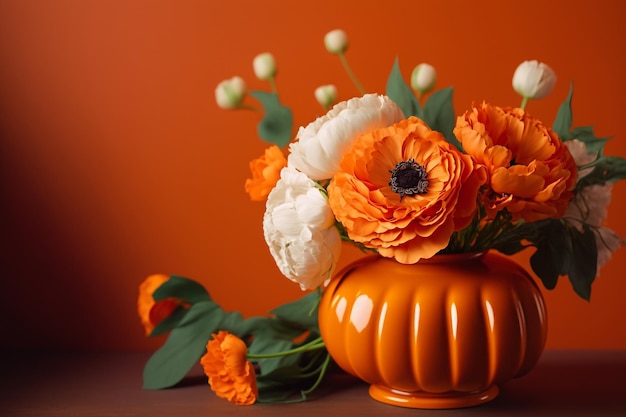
[368,384,499,409]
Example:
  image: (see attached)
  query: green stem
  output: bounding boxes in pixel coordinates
[247,337,325,359]
[268,77,278,94]
[520,96,529,110]
[338,52,365,95]
[237,104,259,111]
[300,353,331,398]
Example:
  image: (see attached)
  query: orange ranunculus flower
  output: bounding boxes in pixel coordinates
[454,102,577,222]
[137,274,184,336]
[244,145,287,201]
[201,331,258,406]
[328,117,486,264]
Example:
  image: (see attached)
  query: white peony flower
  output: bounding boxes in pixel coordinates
[215,76,246,109]
[263,166,342,290]
[252,52,277,81]
[512,60,557,100]
[314,84,338,109]
[288,94,404,180]
[410,63,437,95]
[324,29,348,54]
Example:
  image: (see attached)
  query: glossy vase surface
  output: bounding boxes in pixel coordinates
[318,251,547,409]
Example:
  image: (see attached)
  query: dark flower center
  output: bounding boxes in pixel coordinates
[389,158,429,199]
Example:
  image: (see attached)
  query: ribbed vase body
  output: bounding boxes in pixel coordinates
[318,251,547,409]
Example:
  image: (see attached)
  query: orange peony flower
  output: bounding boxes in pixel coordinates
[328,117,486,264]
[201,331,258,406]
[244,145,287,201]
[137,274,184,336]
[454,102,577,222]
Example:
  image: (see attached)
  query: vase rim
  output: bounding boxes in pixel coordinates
[379,250,488,265]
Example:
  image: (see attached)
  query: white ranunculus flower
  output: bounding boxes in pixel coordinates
[288,94,404,180]
[512,60,556,100]
[263,167,342,290]
[324,29,348,54]
[410,63,437,95]
[215,76,246,109]
[252,52,277,81]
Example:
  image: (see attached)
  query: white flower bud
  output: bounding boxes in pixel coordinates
[410,63,437,95]
[314,84,338,109]
[512,60,557,100]
[214,76,246,109]
[324,29,348,54]
[252,52,277,81]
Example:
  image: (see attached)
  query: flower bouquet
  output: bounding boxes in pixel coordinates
[138,29,626,406]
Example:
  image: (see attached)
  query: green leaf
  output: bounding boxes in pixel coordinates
[552,81,574,139]
[270,291,321,332]
[255,348,329,403]
[249,90,293,147]
[142,301,218,389]
[567,224,597,301]
[152,275,211,304]
[423,87,461,150]
[385,57,422,118]
[494,240,528,256]
[149,306,189,337]
[248,329,301,376]
[569,126,611,155]
[529,220,570,290]
[577,155,626,189]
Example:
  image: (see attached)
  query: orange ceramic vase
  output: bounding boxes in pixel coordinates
[318,251,547,409]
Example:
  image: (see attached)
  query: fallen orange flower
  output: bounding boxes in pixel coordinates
[201,331,258,406]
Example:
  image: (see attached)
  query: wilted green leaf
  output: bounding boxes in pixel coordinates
[143,286,327,390]
[249,90,293,147]
[385,57,422,118]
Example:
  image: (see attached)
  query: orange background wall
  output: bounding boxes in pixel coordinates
[1,0,625,352]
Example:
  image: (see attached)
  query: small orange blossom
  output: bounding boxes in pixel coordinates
[245,145,287,201]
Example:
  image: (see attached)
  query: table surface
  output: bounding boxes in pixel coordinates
[1,350,624,417]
